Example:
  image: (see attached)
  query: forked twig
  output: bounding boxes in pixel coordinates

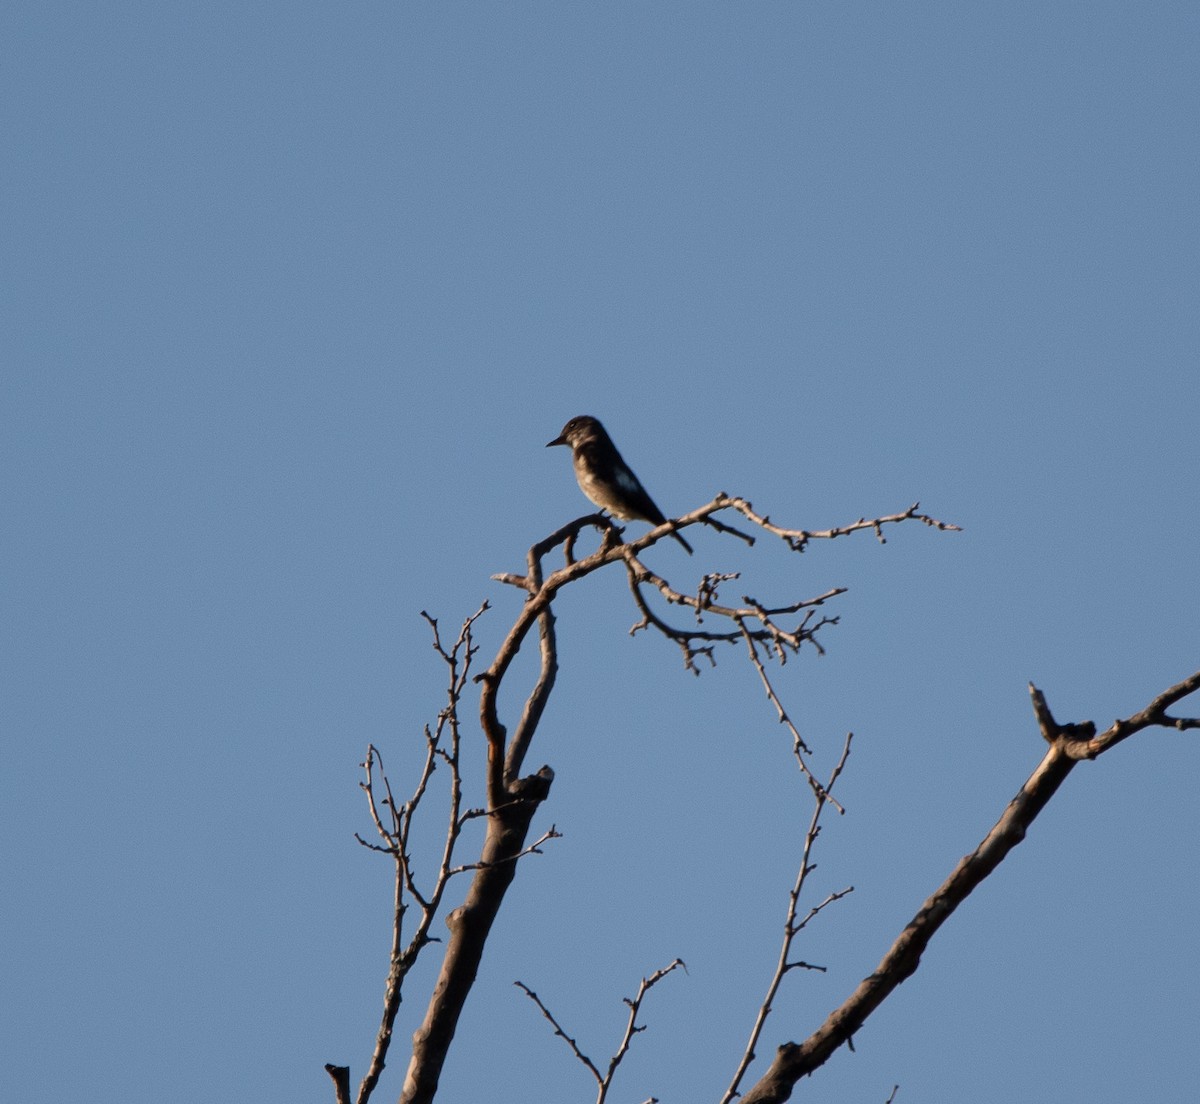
[354,605,491,1104]
[516,959,687,1104]
[722,734,854,1104]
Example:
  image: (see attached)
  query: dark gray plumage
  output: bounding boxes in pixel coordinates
[547,415,693,554]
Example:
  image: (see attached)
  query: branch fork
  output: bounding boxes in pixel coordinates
[328,494,961,1104]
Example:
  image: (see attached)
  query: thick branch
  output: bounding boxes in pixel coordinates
[399,768,554,1104]
[737,671,1200,1104]
[504,543,559,785]
[325,1065,351,1104]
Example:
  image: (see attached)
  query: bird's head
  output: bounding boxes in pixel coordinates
[547,415,605,449]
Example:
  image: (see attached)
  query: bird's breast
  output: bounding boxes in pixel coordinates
[574,459,637,519]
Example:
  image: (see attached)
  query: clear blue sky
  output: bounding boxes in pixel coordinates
[4,4,1197,1102]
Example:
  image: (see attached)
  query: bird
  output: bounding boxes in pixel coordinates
[547,415,693,554]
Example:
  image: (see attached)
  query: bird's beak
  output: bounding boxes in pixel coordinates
[546,434,566,448]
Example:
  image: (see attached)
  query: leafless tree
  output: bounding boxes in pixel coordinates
[324,493,1198,1104]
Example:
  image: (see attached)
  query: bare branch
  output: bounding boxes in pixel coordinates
[504,540,560,785]
[447,826,561,875]
[517,959,687,1104]
[736,670,1200,1104]
[353,608,487,1104]
[335,493,957,1103]
[723,497,961,553]
[514,981,604,1086]
[701,512,756,545]
[1059,669,1200,758]
[602,959,687,1100]
[623,554,847,675]
[737,621,814,752]
[324,1065,351,1104]
[722,735,853,1104]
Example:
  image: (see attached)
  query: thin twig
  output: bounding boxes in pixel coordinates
[517,960,687,1104]
[726,497,961,553]
[514,981,604,1085]
[602,959,687,1100]
[722,735,854,1104]
[447,826,561,875]
[355,606,487,1104]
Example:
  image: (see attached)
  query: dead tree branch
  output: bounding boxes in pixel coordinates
[328,493,955,1103]
[352,604,487,1104]
[722,733,854,1104]
[736,670,1200,1104]
[324,1064,351,1104]
[516,959,687,1104]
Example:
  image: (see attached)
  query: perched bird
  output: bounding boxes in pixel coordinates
[547,415,693,554]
